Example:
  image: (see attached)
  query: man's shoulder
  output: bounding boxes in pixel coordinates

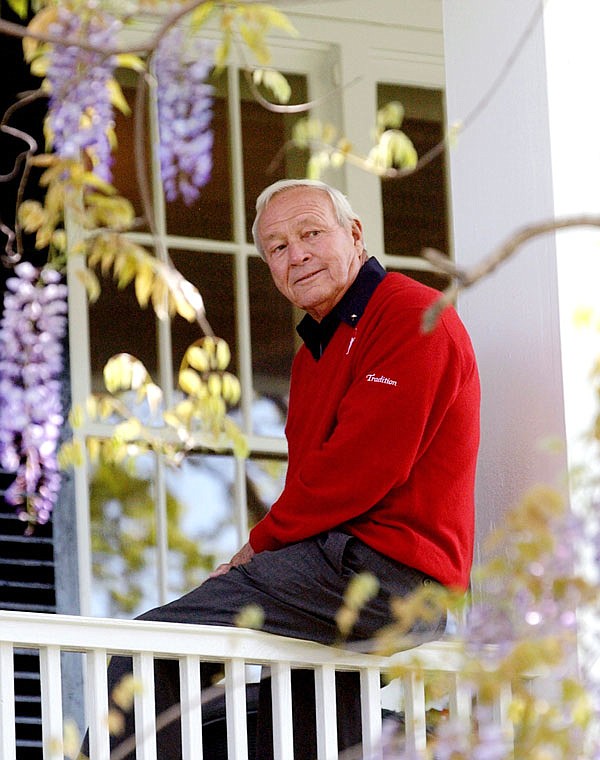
[373,270,441,309]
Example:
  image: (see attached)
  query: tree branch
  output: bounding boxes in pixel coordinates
[422,214,600,331]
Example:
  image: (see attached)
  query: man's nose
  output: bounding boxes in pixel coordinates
[288,240,310,264]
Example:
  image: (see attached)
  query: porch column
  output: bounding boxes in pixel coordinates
[442,0,568,563]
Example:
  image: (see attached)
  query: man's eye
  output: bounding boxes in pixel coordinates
[306,230,321,238]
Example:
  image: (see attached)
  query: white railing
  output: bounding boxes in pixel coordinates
[0,611,514,760]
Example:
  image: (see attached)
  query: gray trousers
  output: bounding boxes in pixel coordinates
[101,531,446,759]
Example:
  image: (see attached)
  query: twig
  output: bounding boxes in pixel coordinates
[422,214,600,332]
[241,66,362,115]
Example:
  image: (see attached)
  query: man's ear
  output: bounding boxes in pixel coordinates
[351,218,364,251]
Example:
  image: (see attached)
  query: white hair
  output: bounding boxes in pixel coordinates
[252,179,361,259]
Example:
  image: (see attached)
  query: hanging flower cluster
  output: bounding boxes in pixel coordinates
[45,6,121,182]
[155,28,215,205]
[0,263,68,530]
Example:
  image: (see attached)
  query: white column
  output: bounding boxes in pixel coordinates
[442,0,569,564]
[544,1,600,473]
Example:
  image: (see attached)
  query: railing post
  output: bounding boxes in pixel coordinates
[86,649,110,760]
[271,662,293,760]
[448,671,472,724]
[360,666,383,760]
[314,664,338,760]
[0,642,16,760]
[133,652,157,760]
[179,655,203,760]
[39,645,64,760]
[403,669,427,754]
[225,658,248,760]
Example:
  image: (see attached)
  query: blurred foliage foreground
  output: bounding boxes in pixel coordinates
[2,0,600,757]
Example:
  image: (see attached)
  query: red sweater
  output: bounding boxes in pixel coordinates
[249,273,480,590]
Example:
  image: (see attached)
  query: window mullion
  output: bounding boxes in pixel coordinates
[227,65,254,435]
[227,64,252,548]
[148,62,173,602]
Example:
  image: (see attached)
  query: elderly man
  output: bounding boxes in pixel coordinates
[101,179,480,759]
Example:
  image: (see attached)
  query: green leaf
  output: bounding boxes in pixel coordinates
[6,0,28,19]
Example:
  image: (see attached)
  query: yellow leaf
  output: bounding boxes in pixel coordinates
[191,1,216,30]
[207,373,222,397]
[172,291,198,323]
[134,266,154,308]
[251,5,298,36]
[253,69,291,104]
[215,34,231,68]
[376,101,405,133]
[35,224,53,250]
[82,172,117,195]
[185,345,210,373]
[114,419,142,442]
[151,278,169,321]
[23,7,58,63]
[17,200,47,232]
[215,338,231,370]
[179,368,204,396]
[115,256,137,289]
[115,53,146,73]
[239,23,270,65]
[107,79,131,117]
[7,0,28,20]
[29,153,58,168]
[68,405,84,429]
[103,353,148,393]
[29,53,50,78]
[221,372,241,405]
[51,229,67,252]
[76,267,102,303]
[87,194,135,229]
[144,383,163,415]
[234,603,264,630]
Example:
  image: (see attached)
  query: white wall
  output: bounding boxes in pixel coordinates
[544,1,600,475]
[442,0,569,567]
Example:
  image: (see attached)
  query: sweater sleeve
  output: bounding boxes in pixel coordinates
[249,297,477,553]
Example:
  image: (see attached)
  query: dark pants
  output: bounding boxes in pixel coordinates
[96,531,446,759]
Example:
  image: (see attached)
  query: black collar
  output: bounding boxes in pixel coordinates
[296,257,387,360]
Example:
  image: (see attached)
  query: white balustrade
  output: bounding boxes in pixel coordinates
[0,610,526,759]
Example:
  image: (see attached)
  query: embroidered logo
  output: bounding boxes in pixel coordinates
[365,373,397,387]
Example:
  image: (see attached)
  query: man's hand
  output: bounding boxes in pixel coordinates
[209,541,255,578]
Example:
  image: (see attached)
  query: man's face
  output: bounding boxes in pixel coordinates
[257,187,365,322]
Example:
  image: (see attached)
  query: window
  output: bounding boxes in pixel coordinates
[67,16,449,617]
[71,51,329,617]
[378,83,451,291]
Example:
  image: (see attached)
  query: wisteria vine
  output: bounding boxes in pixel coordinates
[154,28,215,205]
[45,7,121,182]
[0,263,68,530]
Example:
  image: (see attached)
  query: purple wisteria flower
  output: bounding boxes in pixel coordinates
[155,28,215,205]
[45,7,121,182]
[0,262,68,529]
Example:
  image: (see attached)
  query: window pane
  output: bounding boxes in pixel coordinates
[248,256,296,413]
[241,72,309,243]
[170,250,237,376]
[111,73,150,231]
[378,84,450,290]
[89,454,238,618]
[246,455,287,529]
[88,270,157,392]
[165,73,232,240]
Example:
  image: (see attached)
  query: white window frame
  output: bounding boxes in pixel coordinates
[67,9,448,616]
